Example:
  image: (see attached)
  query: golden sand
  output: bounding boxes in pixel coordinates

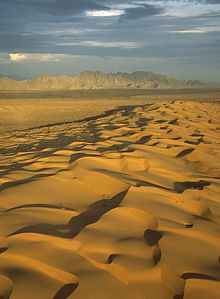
[0,100,220,299]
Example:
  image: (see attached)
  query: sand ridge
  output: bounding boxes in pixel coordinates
[0,100,220,299]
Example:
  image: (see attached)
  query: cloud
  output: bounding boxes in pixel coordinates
[1,0,220,81]
[58,40,142,48]
[206,0,220,3]
[85,9,124,17]
[121,4,164,20]
[30,0,108,16]
[9,53,28,62]
[169,26,220,33]
[39,54,67,61]
[158,0,220,17]
[9,53,67,62]
[171,29,208,33]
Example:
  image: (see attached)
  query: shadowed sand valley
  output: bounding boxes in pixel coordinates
[0,98,220,299]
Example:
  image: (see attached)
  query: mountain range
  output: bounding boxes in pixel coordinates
[0,71,204,91]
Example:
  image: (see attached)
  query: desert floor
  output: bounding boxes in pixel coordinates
[0,97,220,299]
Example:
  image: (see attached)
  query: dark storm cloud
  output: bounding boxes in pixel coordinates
[205,0,220,3]
[0,0,107,24]
[0,0,219,24]
[120,4,164,20]
[0,0,220,81]
[28,0,108,16]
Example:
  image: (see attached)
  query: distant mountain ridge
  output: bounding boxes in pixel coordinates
[0,71,204,90]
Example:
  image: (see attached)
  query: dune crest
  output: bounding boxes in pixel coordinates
[0,100,220,299]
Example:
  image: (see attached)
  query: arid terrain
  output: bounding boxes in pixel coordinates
[0,71,205,90]
[1,88,220,133]
[0,91,220,299]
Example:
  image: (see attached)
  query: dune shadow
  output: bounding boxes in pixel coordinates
[144,229,163,246]
[181,273,218,281]
[10,190,129,239]
[176,148,195,158]
[53,283,78,299]
[174,180,210,193]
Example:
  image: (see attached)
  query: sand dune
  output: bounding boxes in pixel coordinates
[0,100,220,299]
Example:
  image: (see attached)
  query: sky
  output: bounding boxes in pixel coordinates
[0,0,220,81]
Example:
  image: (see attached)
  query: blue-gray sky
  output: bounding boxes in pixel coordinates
[0,0,220,81]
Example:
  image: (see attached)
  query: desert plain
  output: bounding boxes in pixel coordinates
[0,89,220,299]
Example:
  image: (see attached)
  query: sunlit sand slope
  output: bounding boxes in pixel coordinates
[0,100,220,299]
